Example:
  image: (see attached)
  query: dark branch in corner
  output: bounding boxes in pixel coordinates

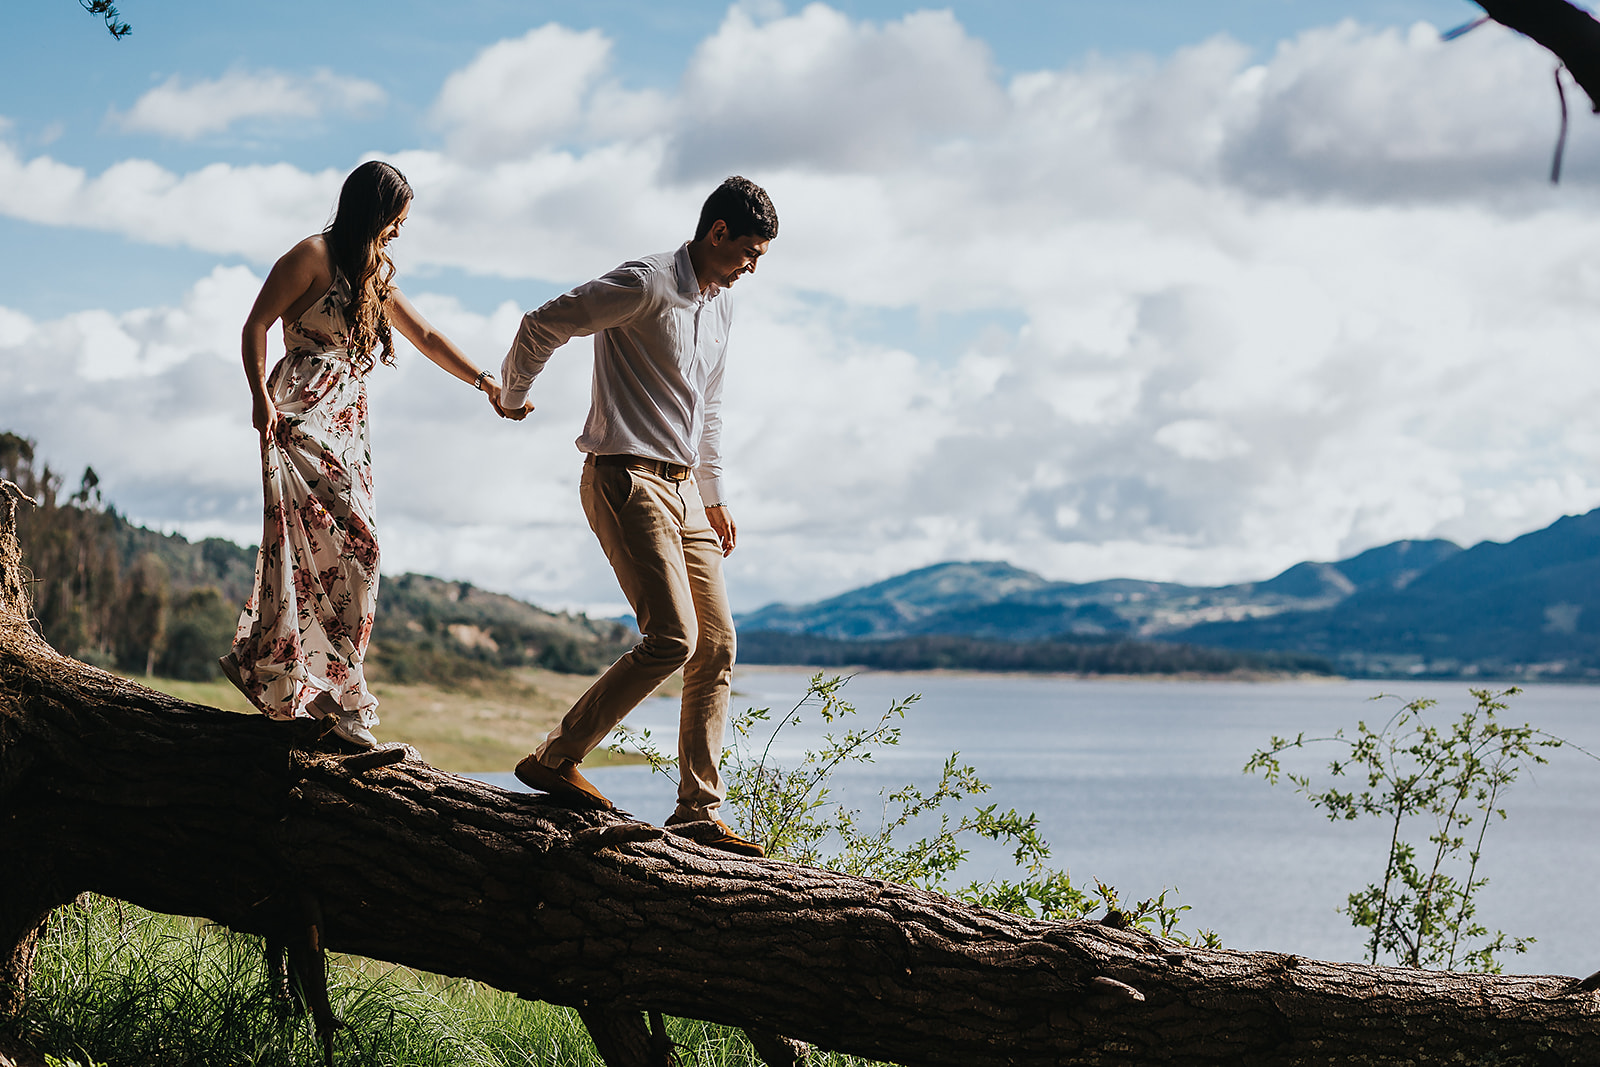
[78,0,131,40]
[1474,0,1600,110]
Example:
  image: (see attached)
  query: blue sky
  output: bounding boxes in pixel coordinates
[6,0,1600,614]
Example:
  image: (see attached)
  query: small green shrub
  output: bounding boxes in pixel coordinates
[615,672,1218,943]
[1246,686,1592,971]
[156,587,237,681]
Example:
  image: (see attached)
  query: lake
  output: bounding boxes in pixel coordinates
[474,668,1600,978]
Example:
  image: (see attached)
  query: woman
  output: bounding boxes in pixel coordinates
[220,160,505,747]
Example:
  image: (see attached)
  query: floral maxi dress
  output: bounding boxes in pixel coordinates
[230,272,381,728]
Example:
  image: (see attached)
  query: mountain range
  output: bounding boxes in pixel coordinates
[737,507,1600,680]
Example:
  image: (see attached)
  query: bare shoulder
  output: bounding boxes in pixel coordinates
[247,235,334,325]
[277,235,331,277]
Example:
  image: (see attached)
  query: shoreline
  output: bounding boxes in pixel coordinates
[733,663,1347,684]
[733,663,1600,686]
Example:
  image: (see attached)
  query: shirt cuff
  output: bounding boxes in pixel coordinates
[698,475,726,507]
[500,384,530,410]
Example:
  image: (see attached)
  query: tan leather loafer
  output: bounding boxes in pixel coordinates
[515,755,616,812]
[665,815,765,858]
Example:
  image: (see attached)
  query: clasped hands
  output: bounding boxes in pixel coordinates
[477,376,533,421]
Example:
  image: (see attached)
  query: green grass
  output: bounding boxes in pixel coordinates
[4,898,885,1067]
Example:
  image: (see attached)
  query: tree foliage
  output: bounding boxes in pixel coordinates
[617,672,1221,945]
[1246,687,1590,971]
[79,0,131,39]
[0,432,249,680]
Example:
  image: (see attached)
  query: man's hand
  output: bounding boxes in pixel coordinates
[706,504,736,557]
[493,392,534,421]
[482,378,531,420]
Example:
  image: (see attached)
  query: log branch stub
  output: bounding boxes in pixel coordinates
[743,1028,808,1067]
[576,1005,674,1067]
[0,481,36,628]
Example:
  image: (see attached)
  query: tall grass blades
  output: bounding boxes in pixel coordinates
[5,897,558,1066]
[3,896,890,1066]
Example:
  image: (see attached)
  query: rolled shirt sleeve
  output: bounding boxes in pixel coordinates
[695,337,728,506]
[500,269,651,411]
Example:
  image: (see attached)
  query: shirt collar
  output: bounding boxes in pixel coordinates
[675,241,721,303]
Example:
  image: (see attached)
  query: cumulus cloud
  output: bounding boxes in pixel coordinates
[431,24,625,162]
[668,4,1008,175]
[9,8,1600,609]
[0,267,264,530]
[117,69,386,139]
[0,142,341,261]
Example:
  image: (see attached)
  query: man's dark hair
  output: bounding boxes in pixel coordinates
[694,176,779,242]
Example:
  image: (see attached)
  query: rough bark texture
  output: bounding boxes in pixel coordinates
[2,488,1600,1066]
[1476,0,1600,109]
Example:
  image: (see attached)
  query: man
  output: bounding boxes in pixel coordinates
[496,176,777,858]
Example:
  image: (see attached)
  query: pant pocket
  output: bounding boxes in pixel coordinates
[597,463,636,515]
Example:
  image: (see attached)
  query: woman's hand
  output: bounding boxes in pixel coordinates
[252,392,279,441]
[480,377,532,420]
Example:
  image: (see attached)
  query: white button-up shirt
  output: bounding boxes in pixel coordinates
[500,243,732,505]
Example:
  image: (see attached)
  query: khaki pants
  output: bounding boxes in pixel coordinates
[534,455,736,821]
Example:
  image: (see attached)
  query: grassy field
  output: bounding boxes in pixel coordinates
[3,898,884,1067]
[128,669,667,772]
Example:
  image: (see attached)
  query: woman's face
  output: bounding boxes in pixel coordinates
[378,202,411,248]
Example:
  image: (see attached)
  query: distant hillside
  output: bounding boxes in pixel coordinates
[739,511,1600,679]
[738,539,1462,643]
[1171,509,1600,679]
[372,574,634,683]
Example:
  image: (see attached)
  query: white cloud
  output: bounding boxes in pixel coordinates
[117,69,386,140]
[0,267,264,531]
[668,4,1007,175]
[0,142,341,261]
[10,9,1600,610]
[431,24,621,162]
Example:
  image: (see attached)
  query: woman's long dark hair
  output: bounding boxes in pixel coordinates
[324,160,412,376]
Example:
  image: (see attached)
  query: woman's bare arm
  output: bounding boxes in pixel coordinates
[241,237,328,438]
[386,288,528,418]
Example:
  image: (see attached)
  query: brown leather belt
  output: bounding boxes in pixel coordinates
[593,453,691,482]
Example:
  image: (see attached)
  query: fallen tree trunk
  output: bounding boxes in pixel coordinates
[1,489,1598,1066]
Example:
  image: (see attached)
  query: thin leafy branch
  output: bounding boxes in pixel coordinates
[611,672,1220,946]
[78,0,131,39]
[1245,686,1591,971]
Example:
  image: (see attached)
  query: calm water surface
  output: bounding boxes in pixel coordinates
[476,669,1600,977]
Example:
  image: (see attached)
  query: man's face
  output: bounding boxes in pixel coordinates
[702,221,771,289]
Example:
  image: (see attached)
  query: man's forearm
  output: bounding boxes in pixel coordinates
[500,275,647,409]
[500,314,560,409]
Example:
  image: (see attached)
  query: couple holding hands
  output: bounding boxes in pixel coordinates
[221,161,778,857]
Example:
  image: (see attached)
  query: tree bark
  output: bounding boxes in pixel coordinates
[1475,0,1600,110]
[1,487,1598,1066]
